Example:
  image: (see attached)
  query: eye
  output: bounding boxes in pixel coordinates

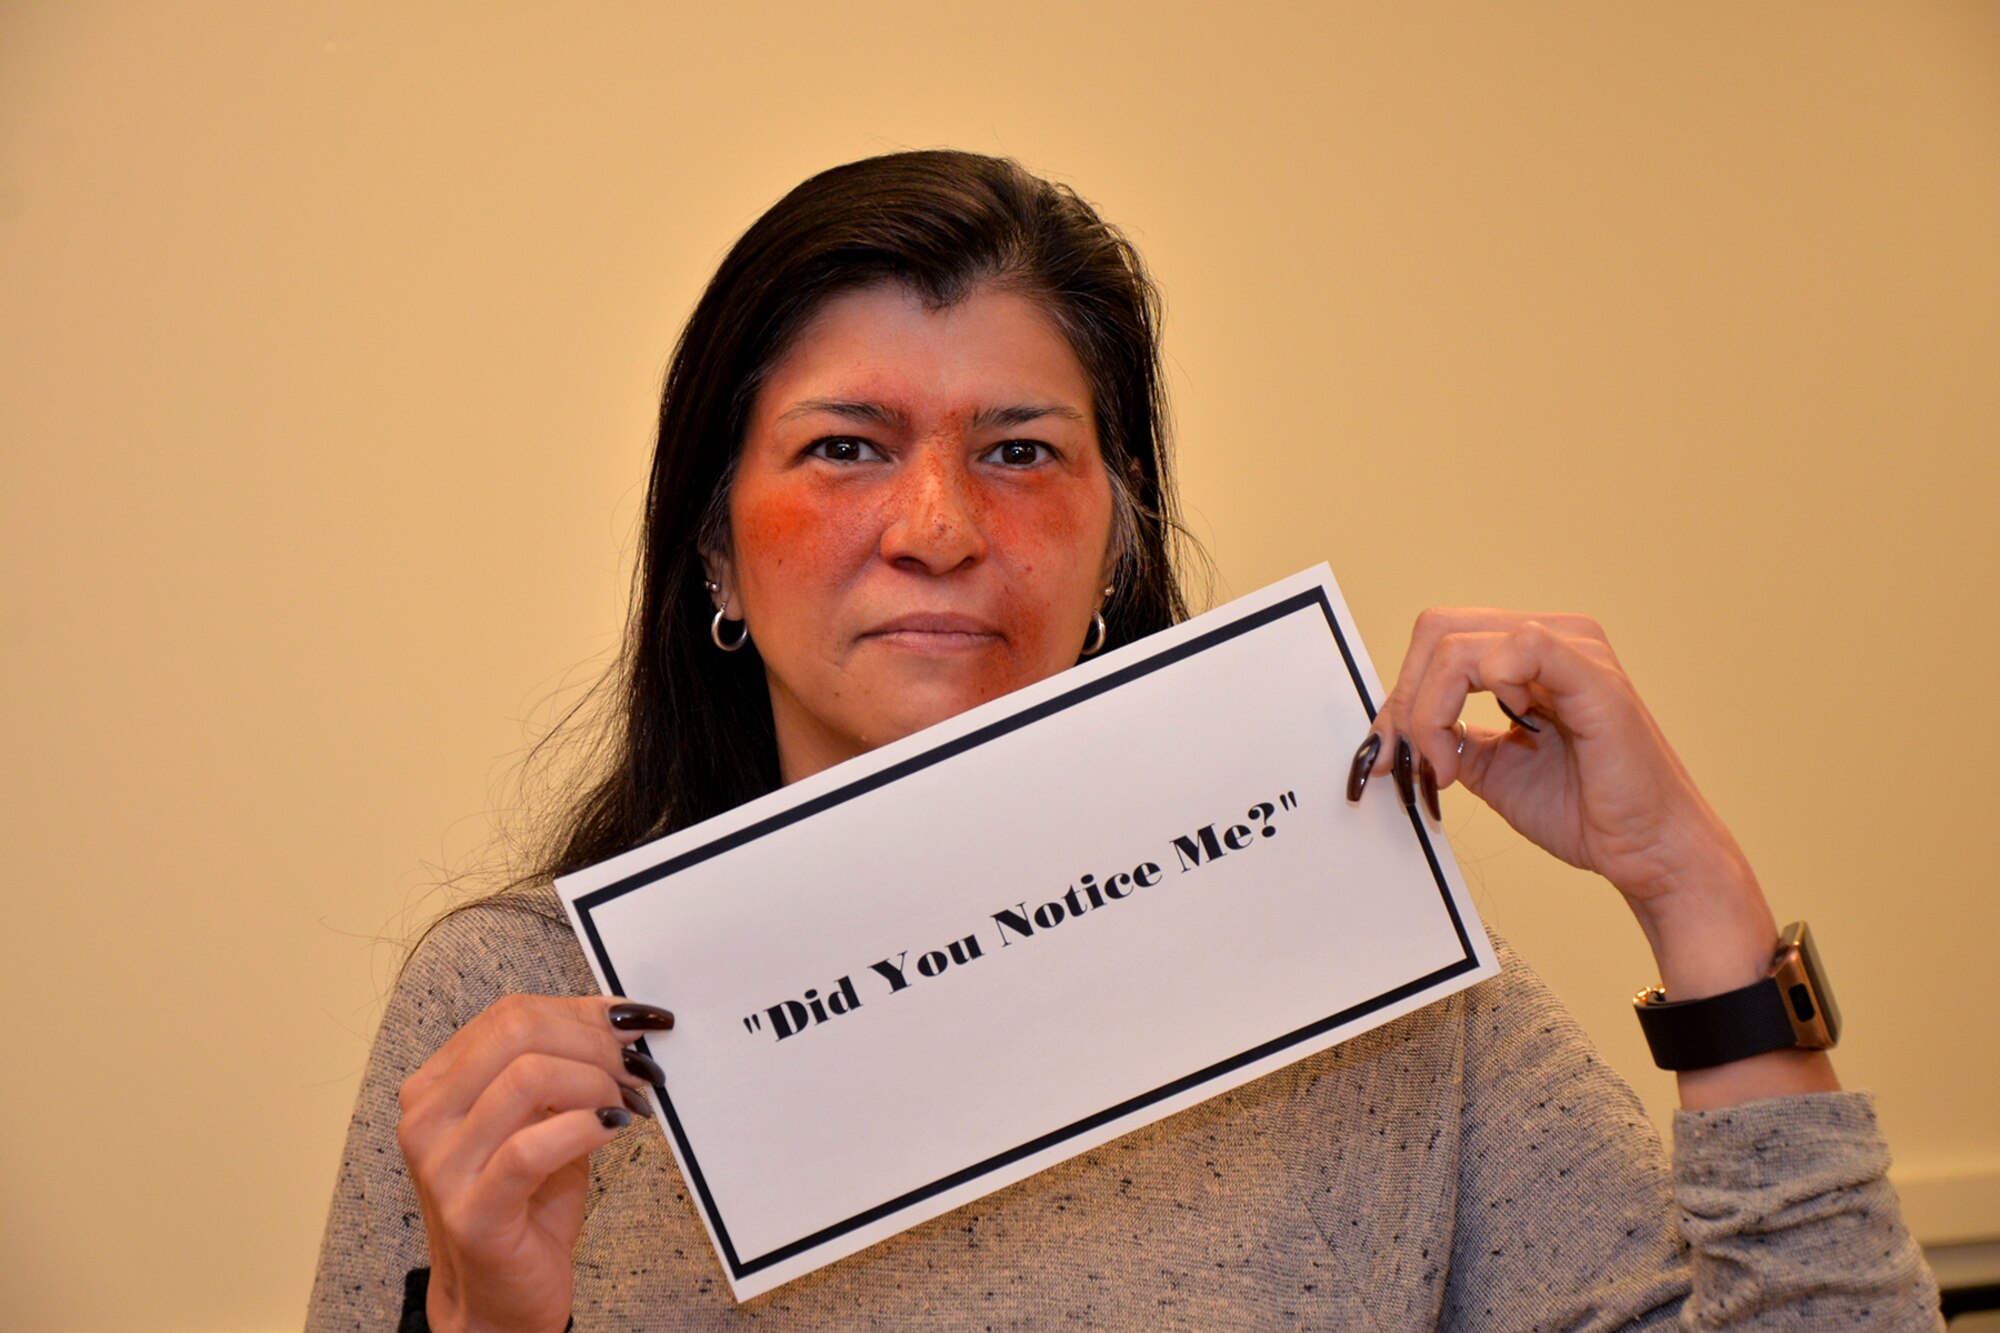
[984,440,1053,468]
[807,436,884,464]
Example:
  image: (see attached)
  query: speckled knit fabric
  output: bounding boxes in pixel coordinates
[307,893,1941,1330]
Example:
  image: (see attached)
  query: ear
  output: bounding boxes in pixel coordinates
[698,542,736,611]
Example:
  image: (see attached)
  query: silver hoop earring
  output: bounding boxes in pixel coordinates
[1081,611,1107,657]
[704,578,750,651]
[711,607,750,652]
[1080,584,1115,658]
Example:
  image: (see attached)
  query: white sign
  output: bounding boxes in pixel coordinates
[557,565,1497,1300]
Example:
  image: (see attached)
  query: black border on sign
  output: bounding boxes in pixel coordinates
[570,585,1478,1283]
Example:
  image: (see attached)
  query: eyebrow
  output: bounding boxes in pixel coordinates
[972,403,1086,429]
[778,398,906,428]
[776,398,1086,429]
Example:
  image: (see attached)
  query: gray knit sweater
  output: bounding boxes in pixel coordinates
[307,894,1941,1329]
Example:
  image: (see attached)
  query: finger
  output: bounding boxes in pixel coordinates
[409,994,616,1098]
[1402,626,1596,784]
[1374,609,1606,769]
[1504,637,1621,727]
[621,1043,666,1088]
[1404,630,1505,788]
[1494,695,1541,734]
[405,995,657,1130]
[1344,730,1383,802]
[620,1085,658,1121]
[1464,608,1664,768]
[1450,722,1517,801]
[458,1107,633,1235]
[1413,621,1637,788]
[1475,621,1638,747]
[443,1052,627,1182]
[1410,623,1624,764]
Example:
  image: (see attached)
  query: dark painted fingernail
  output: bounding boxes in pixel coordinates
[622,1046,665,1085]
[596,1106,633,1129]
[1418,756,1441,822]
[1346,732,1382,802]
[1497,698,1541,733]
[620,1087,656,1120]
[1392,737,1417,808]
[608,1002,675,1032]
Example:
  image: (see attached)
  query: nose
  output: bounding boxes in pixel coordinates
[878,445,989,573]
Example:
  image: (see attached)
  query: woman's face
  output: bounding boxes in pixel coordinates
[706,280,1117,784]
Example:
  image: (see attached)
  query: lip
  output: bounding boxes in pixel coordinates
[860,612,1007,649]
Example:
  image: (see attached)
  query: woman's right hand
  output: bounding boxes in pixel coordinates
[396,994,675,1333]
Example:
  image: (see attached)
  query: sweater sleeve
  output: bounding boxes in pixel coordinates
[304,894,600,1331]
[1671,1093,1939,1327]
[1445,932,1940,1331]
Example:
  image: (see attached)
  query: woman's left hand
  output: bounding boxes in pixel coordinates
[1353,609,1781,1007]
[1357,607,1843,1108]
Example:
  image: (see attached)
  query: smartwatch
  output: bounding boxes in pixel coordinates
[1633,920,1841,1071]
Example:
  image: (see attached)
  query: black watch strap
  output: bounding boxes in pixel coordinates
[398,1269,430,1333]
[1634,976,1797,1072]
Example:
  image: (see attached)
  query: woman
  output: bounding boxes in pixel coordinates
[309,151,1939,1329]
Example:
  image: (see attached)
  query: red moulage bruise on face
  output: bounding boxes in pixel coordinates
[709,281,1117,785]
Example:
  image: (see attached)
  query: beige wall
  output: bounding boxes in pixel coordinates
[4,2,1996,1326]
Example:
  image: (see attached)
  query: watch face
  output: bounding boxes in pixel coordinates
[1777,920,1841,1049]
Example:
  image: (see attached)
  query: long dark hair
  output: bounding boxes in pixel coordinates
[532,150,1195,886]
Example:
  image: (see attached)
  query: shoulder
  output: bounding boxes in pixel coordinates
[1457,924,1657,1140]
[1462,926,1611,1061]
[389,884,599,1041]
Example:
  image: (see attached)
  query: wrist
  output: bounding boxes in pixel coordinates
[1629,902,1847,1109]
[424,1300,569,1333]
[1676,1047,1840,1111]
[1627,853,1776,1002]
[424,1285,555,1333]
